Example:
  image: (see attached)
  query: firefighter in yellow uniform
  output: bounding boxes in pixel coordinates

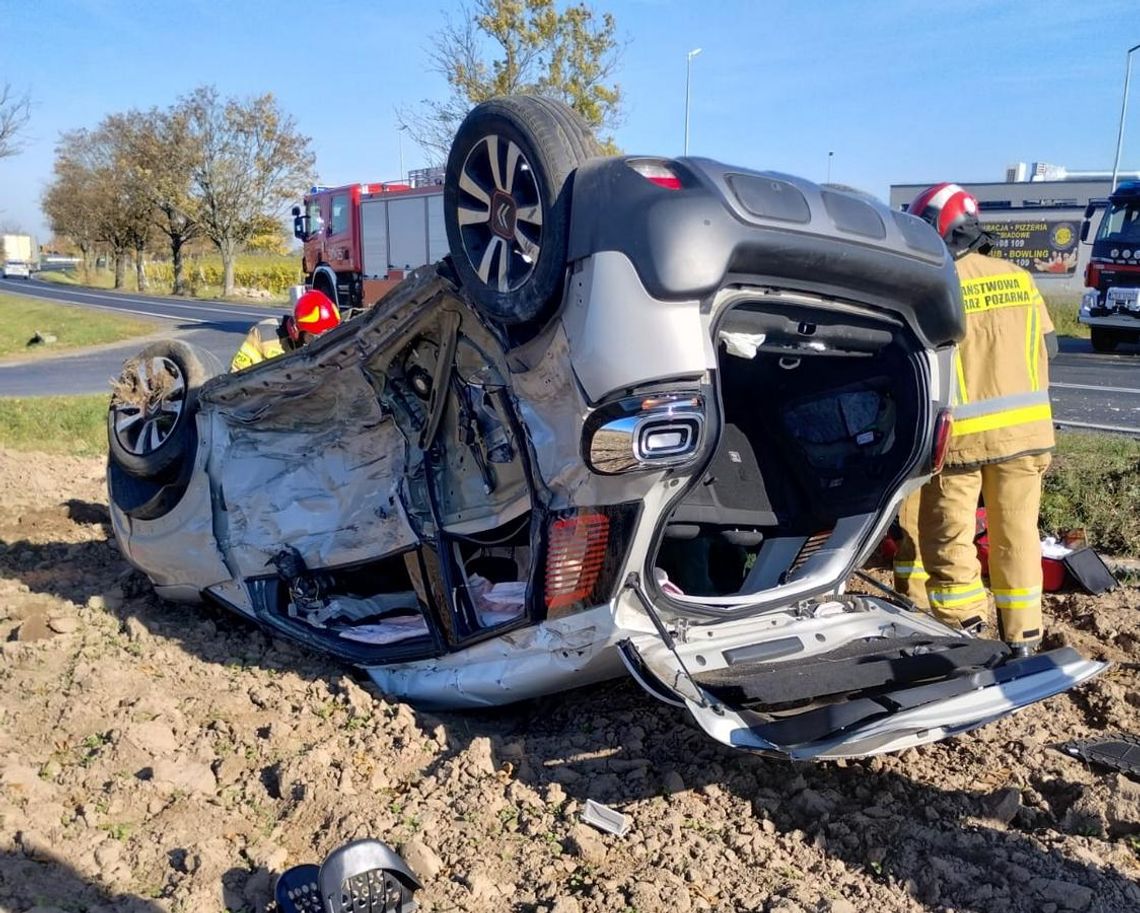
[894,183,1058,657]
[230,289,341,372]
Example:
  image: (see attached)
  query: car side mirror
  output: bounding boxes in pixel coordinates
[1080,220,1091,243]
[292,213,310,241]
[1083,202,1096,220]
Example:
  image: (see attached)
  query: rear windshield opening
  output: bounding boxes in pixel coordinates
[654,298,924,599]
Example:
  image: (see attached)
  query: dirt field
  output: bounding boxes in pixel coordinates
[1,449,1139,913]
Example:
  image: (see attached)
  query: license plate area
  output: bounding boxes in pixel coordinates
[1107,286,1140,311]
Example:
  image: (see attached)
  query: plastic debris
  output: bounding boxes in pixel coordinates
[580,798,631,837]
[719,331,766,359]
[1063,734,1140,777]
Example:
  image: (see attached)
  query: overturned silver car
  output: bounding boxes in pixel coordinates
[107,97,1105,760]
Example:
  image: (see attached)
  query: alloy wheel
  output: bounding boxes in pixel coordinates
[111,356,186,456]
[455,134,544,293]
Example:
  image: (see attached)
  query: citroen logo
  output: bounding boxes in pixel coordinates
[489,190,517,240]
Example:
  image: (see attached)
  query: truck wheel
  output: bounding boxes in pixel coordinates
[1090,327,1119,353]
[444,95,600,326]
[107,340,222,479]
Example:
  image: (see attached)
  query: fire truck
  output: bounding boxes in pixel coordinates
[292,167,446,311]
[1078,180,1140,352]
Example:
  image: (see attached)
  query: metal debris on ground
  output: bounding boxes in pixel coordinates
[581,798,631,836]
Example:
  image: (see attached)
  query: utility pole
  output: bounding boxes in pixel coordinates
[1110,43,1140,192]
[684,48,702,156]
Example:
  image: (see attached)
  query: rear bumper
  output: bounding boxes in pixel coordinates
[1078,313,1140,332]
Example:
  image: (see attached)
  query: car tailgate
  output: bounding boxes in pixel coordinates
[617,592,1107,760]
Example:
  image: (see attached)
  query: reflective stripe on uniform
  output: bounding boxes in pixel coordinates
[893,562,929,580]
[953,350,969,406]
[1025,301,1042,392]
[993,586,1042,610]
[953,403,1052,437]
[951,389,1051,437]
[928,581,987,608]
[952,389,1050,420]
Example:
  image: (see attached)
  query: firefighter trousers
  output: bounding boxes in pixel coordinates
[894,452,1051,646]
[893,488,930,609]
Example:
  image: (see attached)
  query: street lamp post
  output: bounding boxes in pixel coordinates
[398,126,406,183]
[826,151,834,184]
[1110,42,1140,192]
[684,47,702,156]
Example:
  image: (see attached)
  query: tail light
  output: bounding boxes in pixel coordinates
[545,513,610,611]
[626,159,683,190]
[542,504,641,616]
[1085,261,1101,290]
[931,409,953,474]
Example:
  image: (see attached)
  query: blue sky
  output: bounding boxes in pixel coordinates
[1,0,1137,241]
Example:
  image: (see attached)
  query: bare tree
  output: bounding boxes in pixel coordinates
[0,83,31,159]
[400,0,623,163]
[180,86,313,296]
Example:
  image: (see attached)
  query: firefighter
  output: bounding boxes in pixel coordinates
[894,183,1058,657]
[230,289,341,372]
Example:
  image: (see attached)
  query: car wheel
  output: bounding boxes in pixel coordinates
[444,95,600,326]
[1090,327,1119,353]
[107,340,223,479]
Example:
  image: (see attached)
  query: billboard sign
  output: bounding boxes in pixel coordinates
[983,219,1080,275]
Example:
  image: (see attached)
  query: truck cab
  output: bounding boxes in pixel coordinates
[292,179,445,313]
[1078,180,1140,351]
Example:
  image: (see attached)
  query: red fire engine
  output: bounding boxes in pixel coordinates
[291,167,445,310]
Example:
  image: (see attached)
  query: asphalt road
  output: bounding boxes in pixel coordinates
[0,277,278,397]
[0,277,1138,435]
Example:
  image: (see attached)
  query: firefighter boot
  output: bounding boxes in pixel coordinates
[981,453,1052,651]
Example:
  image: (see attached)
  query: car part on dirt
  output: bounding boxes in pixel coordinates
[1063,734,1140,777]
[107,340,223,479]
[444,95,599,327]
[318,839,421,913]
[273,863,323,913]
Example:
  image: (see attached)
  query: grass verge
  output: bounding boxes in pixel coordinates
[0,395,108,457]
[1044,292,1088,339]
[1041,431,1140,556]
[0,294,155,359]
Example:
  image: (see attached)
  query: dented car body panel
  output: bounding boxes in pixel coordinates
[109,150,1105,759]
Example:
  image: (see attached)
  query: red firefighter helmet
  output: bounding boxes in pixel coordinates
[289,289,340,341]
[907,183,991,258]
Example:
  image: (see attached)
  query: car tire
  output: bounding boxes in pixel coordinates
[1090,327,1119,353]
[107,340,223,479]
[444,95,601,326]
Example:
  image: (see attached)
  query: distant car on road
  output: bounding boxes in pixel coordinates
[1,260,32,280]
